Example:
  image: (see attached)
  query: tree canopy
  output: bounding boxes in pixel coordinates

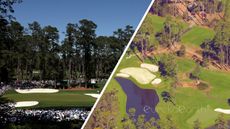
[0,2,134,88]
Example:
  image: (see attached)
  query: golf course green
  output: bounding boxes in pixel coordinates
[3,90,98,108]
[101,14,230,129]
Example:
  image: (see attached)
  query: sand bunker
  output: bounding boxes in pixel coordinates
[116,73,130,78]
[214,108,230,114]
[141,63,159,72]
[151,78,162,85]
[120,67,156,84]
[85,93,100,98]
[14,101,39,107]
[15,88,59,94]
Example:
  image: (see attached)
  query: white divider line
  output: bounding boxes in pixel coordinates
[81,0,155,128]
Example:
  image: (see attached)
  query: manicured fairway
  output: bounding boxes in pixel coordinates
[3,90,97,108]
[181,26,215,47]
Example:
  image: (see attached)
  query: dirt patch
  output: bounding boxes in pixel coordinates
[180,80,211,93]
[180,81,197,88]
[197,82,209,90]
[178,73,189,80]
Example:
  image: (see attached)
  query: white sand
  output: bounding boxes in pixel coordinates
[15,88,59,94]
[151,78,162,85]
[116,73,130,78]
[214,108,230,114]
[85,93,100,98]
[120,67,156,84]
[140,63,159,73]
[14,101,39,107]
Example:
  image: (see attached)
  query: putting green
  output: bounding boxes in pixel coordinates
[187,106,220,127]
[3,90,97,108]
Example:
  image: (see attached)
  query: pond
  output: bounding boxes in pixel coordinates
[115,77,160,121]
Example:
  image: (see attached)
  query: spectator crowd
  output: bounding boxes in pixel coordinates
[1,108,89,124]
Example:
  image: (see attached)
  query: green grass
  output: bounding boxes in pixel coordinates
[157,58,230,128]
[95,15,229,129]
[187,106,219,127]
[139,15,214,48]
[104,53,230,129]
[138,14,189,47]
[177,57,197,73]
[145,14,165,33]
[3,90,97,109]
[200,69,230,98]
[137,14,165,46]
[181,26,215,47]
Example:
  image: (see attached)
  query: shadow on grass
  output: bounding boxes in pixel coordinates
[0,97,13,104]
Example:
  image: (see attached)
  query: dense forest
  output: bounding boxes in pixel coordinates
[151,0,224,17]
[150,0,230,70]
[201,5,230,67]
[0,0,134,87]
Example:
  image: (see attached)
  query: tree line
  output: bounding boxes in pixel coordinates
[0,0,134,87]
[150,0,230,68]
[151,0,224,16]
[201,1,230,67]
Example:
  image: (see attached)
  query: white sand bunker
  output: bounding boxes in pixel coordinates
[85,93,100,98]
[214,108,230,114]
[141,63,159,72]
[14,101,39,107]
[151,78,162,85]
[116,73,130,78]
[15,88,59,94]
[120,67,156,84]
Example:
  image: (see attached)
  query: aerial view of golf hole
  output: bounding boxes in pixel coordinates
[85,0,230,129]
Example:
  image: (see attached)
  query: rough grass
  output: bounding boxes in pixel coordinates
[3,90,97,109]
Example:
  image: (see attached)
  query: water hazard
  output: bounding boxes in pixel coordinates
[115,77,160,121]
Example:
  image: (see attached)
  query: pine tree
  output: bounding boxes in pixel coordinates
[193,119,202,129]
[215,114,227,129]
